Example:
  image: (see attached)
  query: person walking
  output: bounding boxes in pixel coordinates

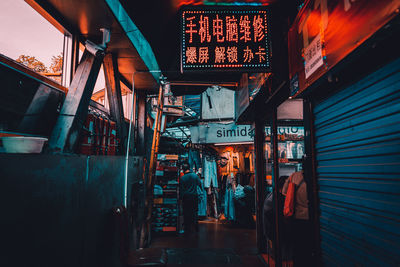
[179,162,201,234]
[282,166,312,266]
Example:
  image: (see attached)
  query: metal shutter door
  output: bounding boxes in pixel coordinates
[313,58,400,266]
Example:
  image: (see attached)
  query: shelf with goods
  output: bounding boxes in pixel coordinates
[152,154,180,233]
[264,127,305,190]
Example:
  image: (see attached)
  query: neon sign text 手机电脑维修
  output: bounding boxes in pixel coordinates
[181,8,271,72]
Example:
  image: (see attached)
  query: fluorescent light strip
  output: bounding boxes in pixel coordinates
[214,142,253,146]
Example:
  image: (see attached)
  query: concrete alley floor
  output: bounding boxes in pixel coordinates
[150,218,266,266]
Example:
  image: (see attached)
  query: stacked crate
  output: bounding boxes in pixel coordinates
[78,111,118,155]
[152,155,179,233]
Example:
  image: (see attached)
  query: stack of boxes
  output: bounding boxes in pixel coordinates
[152,155,179,233]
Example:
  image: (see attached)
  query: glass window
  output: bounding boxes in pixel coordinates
[0,0,64,84]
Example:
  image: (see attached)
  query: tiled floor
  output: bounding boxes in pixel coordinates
[150,218,266,266]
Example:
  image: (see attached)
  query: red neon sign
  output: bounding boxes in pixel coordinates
[181,7,271,72]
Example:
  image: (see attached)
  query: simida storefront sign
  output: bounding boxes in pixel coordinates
[190,123,304,144]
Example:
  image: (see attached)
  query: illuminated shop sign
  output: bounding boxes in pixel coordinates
[190,123,304,144]
[288,0,400,97]
[181,7,271,72]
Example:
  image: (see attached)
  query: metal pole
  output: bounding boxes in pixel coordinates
[254,118,266,253]
[272,107,282,267]
[304,98,322,266]
[124,72,136,207]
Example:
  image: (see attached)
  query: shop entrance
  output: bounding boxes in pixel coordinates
[151,141,263,266]
[152,143,257,230]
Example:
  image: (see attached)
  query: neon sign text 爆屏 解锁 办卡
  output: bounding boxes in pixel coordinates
[181,8,271,72]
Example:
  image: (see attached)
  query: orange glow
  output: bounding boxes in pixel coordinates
[289,0,400,97]
[305,10,322,39]
[175,0,274,8]
[78,11,89,35]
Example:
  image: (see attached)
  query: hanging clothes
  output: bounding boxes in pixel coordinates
[203,157,218,188]
[224,186,235,221]
[219,151,232,175]
[224,174,236,221]
[232,152,239,170]
[197,179,207,217]
[188,149,202,171]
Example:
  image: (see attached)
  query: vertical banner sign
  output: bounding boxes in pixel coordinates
[181,7,271,72]
[288,0,400,97]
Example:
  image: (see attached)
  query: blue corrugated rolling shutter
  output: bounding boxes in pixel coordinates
[313,58,400,266]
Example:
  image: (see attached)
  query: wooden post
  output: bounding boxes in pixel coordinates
[136,91,146,155]
[70,33,80,82]
[104,53,127,154]
[48,49,104,153]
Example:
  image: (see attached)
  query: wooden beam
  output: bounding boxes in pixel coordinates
[136,91,146,155]
[104,53,127,153]
[119,73,132,90]
[18,84,54,133]
[70,34,80,82]
[48,49,104,153]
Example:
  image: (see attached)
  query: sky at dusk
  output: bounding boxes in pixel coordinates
[0,0,63,67]
[0,0,105,90]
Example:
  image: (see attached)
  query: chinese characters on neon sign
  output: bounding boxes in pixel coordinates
[181,9,270,72]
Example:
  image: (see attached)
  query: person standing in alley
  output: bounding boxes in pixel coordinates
[179,162,201,234]
[282,158,312,267]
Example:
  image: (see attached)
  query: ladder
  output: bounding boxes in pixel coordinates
[140,80,165,247]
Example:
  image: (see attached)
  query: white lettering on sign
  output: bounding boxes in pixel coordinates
[304,34,323,79]
[190,123,304,144]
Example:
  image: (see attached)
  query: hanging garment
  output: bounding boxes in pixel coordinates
[214,187,221,217]
[224,174,236,221]
[189,149,202,171]
[224,186,235,221]
[233,184,245,200]
[207,187,220,218]
[204,157,218,188]
[232,152,239,170]
[197,179,207,217]
[249,152,254,173]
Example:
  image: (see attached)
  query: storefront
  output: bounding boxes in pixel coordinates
[289,0,400,265]
[189,123,257,225]
[260,100,305,266]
